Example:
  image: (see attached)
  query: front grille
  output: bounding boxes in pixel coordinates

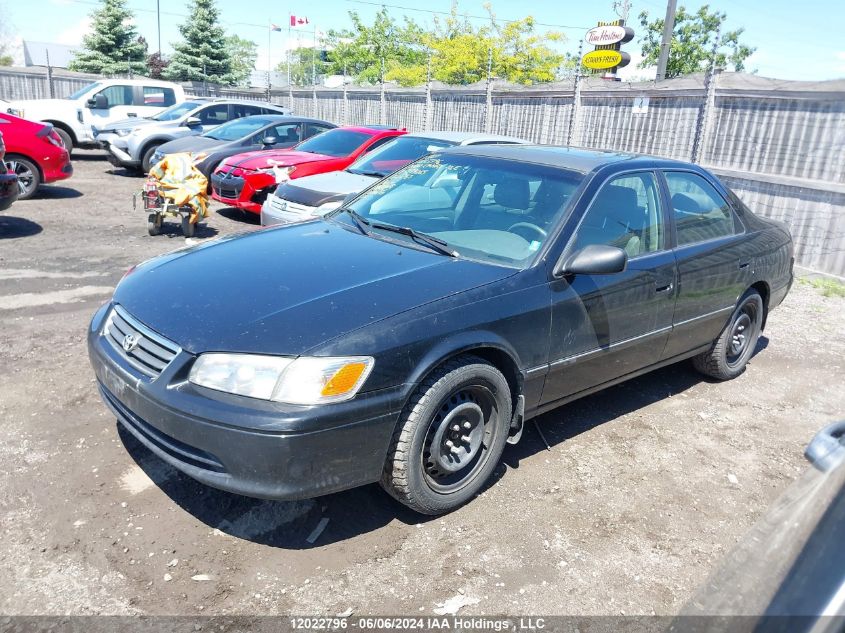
[103,305,181,379]
[216,186,239,199]
[270,196,313,215]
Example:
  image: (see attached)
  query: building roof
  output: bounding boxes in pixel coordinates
[22,41,77,68]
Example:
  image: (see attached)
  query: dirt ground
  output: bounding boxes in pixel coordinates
[0,152,843,618]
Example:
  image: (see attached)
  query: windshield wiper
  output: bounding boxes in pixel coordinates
[333,207,371,235]
[347,169,385,177]
[369,223,458,257]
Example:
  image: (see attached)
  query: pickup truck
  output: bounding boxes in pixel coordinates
[5,79,185,152]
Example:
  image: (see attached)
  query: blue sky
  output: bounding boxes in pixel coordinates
[4,0,845,81]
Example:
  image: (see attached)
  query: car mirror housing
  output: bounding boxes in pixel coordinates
[184,116,202,127]
[261,136,278,147]
[87,94,108,109]
[554,244,628,277]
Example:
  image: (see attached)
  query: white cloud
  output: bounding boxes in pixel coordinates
[55,17,91,46]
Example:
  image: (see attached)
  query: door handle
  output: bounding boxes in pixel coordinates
[655,282,673,294]
[738,261,750,270]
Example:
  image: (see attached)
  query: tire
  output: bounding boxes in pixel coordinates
[181,215,195,237]
[147,213,161,236]
[54,128,73,154]
[5,156,41,200]
[693,289,764,381]
[381,355,512,515]
[141,144,162,173]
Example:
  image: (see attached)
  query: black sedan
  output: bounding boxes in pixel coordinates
[0,131,19,212]
[87,146,794,515]
[150,115,336,178]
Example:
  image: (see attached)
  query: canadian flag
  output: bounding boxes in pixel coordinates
[290,15,309,27]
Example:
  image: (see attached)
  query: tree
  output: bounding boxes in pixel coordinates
[638,5,755,77]
[163,0,233,84]
[276,47,330,87]
[68,0,147,75]
[323,8,426,84]
[225,35,258,86]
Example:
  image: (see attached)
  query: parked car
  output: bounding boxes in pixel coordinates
[0,131,20,211]
[261,131,528,226]
[147,115,335,180]
[210,125,407,213]
[105,99,292,173]
[0,112,72,199]
[93,98,215,150]
[87,146,794,515]
[6,78,185,151]
[678,420,845,630]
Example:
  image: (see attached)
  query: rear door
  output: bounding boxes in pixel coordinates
[541,170,677,404]
[136,86,177,117]
[659,169,753,359]
[193,104,230,133]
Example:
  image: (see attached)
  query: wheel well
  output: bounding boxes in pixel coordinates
[44,120,76,144]
[4,153,43,179]
[750,281,770,329]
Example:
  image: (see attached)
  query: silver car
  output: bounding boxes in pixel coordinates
[100,98,291,172]
[260,131,528,226]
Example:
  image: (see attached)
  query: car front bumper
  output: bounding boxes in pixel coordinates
[107,141,140,168]
[0,172,19,211]
[260,195,318,226]
[87,303,402,500]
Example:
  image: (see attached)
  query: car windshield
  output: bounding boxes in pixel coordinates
[339,153,583,268]
[347,136,455,177]
[204,117,272,141]
[295,129,372,157]
[152,101,203,121]
[65,82,102,100]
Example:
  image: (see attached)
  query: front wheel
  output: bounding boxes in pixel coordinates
[181,215,196,237]
[381,356,512,515]
[141,144,162,173]
[147,213,161,236]
[6,156,40,200]
[693,290,764,380]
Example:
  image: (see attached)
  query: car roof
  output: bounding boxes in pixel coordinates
[339,125,405,135]
[192,98,290,109]
[405,131,529,145]
[440,144,694,173]
[230,114,334,125]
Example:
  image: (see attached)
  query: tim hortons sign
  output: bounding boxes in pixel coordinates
[584,25,635,46]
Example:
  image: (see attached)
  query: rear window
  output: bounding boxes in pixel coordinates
[295,129,372,158]
[142,87,176,107]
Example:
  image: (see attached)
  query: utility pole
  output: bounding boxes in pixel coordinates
[156,0,161,55]
[656,0,677,81]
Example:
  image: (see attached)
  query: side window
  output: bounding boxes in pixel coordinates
[271,123,301,144]
[96,85,134,108]
[570,172,665,258]
[230,104,261,119]
[142,87,176,106]
[195,104,229,125]
[665,171,737,246]
[305,123,331,139]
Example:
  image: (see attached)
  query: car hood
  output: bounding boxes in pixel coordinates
[113,222,513,355]
[274,170,378,207]
[7,98,77,116]
[226,149,333,171]
[99,117,160,133]
[157,135,228,156]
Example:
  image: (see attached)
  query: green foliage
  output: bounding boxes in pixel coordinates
[225,35,258,86]
[638,5,756,77]
[324,4,565,87]
[276,47,331,87]
[802,277,845,298]
[68,0,148,75]
[0,54,12,67]
[163,0,234,84]
[323,8,426,85]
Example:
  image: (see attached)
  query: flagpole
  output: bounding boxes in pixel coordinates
[312,26,317,86]
[287,10,292,87]
[267,20,272,94]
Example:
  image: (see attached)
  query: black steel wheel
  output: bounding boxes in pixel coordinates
[693,289,764,380]
[382,355,512,514]
[5,156,40,200]
[147,213,162,236]
[181,215,196,238]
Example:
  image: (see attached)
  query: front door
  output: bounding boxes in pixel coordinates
[542,171,677,405]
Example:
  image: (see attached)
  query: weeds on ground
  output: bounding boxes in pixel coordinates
[801,277,845,298]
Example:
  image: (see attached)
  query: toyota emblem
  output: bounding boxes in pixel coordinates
[122,333,140,352]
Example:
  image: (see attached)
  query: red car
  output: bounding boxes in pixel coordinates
[210,125,406,213]
[0,112,73,200]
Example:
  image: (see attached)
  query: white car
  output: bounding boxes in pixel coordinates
[5,79,186,151]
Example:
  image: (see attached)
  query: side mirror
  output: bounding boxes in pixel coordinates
[261,136,278,147]
[184,116,202,127]
[805,420,845,473]
[554,244,628,277]
[87,94,108,109]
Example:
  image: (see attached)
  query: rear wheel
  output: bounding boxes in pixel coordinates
[5,156,40,200]
[147,213,162,236]
[693,289,764,380]
[381,356,512,515]
[181,215,196,237]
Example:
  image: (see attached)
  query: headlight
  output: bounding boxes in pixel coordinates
[8,108,24,117]
[316,201,342,215]
[189,354,374,405]
[116,128,132,137]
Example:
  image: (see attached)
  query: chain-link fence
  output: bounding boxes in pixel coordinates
[1,66,844,276]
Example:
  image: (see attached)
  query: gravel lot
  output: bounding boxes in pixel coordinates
[0,152,843,617]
